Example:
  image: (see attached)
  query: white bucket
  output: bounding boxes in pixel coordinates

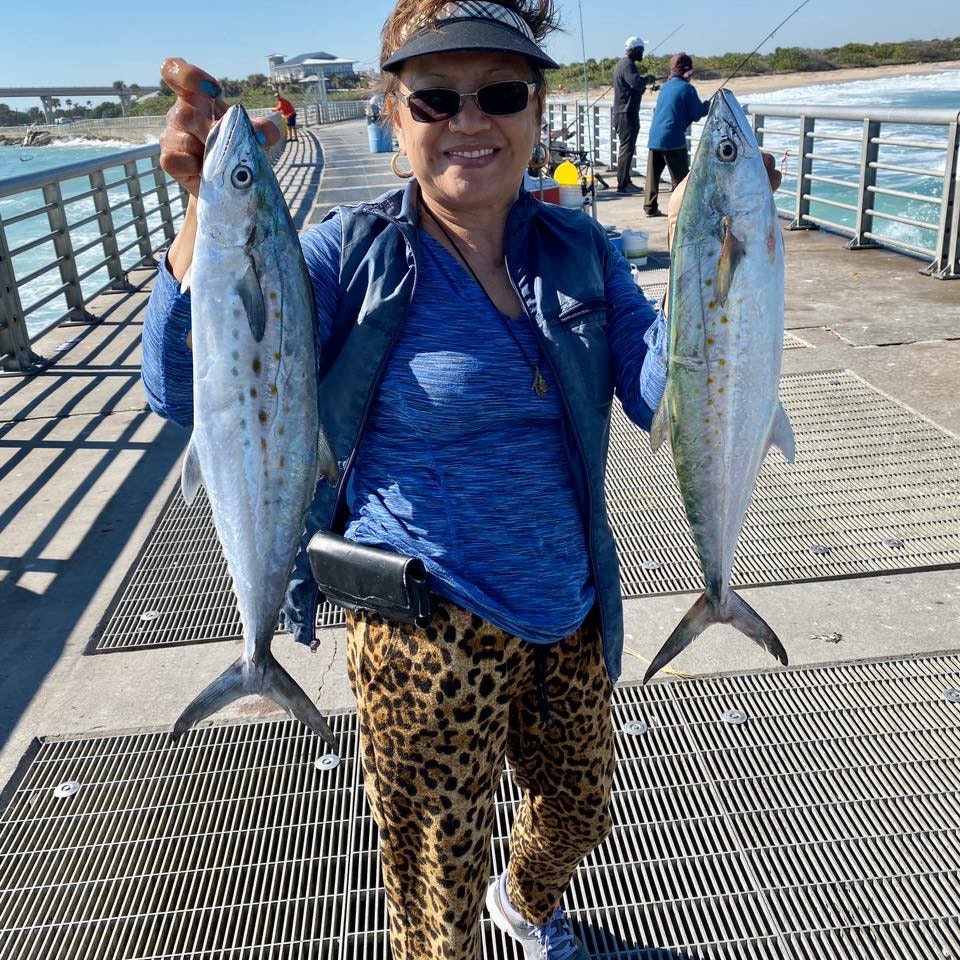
[621,228,649,266]
[558,184,584,209]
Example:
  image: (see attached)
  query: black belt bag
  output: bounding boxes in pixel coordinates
[307,531,433,628]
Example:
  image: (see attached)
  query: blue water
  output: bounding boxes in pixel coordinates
[721,70,960,250]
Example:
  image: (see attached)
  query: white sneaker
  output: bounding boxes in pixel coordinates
[485,874,590,960]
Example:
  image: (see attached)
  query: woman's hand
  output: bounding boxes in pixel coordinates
[158,58,281,280]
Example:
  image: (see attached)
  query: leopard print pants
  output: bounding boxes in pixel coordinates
[346,597,615,960]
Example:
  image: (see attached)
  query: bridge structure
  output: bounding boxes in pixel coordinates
[0,85,162,123]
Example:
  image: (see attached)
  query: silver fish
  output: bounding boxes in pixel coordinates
[646,89,796,681]
[175,105,338,746]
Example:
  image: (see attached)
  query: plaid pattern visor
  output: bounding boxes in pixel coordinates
[382,1,559,72]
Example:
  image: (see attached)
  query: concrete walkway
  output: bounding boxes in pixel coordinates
[1,117,958,792]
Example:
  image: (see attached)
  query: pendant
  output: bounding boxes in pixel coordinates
[532,367,548,397]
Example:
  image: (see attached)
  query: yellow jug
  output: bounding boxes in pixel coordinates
[553,160,580,186]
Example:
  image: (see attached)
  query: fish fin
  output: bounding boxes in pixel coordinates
[644,592,715,683]
[172,657,248,738]
[261,653,338,751]
[317,426,340,487]
[180,437,203,506]
[172,651,338,751]
[236,257,267,342]
[180,264,192,294]
[722,590,789,666]
[650,398,671,454]
[716,218,746,303]
[768,402,796,464]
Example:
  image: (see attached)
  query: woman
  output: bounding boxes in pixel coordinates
[142,3,668,958]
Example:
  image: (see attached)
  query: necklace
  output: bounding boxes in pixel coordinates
[420,201,548,397]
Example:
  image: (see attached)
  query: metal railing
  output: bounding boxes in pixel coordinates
[746,104,960,279]
[0,146,189,372]
[300,99,368,126]
[0,117,299,374]
[545,97,959,280]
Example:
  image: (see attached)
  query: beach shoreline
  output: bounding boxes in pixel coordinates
[582,59,959,102]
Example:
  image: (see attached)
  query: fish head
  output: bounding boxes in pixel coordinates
[681,89,770,229]
[197,104,279,247]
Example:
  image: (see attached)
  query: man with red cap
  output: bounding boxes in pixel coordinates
[643,51,709,216]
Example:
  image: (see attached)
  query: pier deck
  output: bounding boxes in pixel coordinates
[1,118,958,959]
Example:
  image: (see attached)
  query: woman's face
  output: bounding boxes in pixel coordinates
[393,51,541,216]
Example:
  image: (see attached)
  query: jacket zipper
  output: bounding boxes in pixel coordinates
[503,256,607,654]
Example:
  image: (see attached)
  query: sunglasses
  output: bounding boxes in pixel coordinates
[396,80,538,123]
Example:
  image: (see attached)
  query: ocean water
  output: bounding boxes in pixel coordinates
[736,69,960,249]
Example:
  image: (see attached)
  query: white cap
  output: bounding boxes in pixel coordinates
[625,36,646,51]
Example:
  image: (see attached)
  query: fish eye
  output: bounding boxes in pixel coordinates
[716,139,737,162]
[231,164,253,189]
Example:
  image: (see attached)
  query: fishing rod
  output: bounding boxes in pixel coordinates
[716,0,814,90]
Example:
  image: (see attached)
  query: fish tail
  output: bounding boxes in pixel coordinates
[260,653,338,751]
[643,589,788,683]
[644,592,715,683]
[172,653,338,751]
[722,590,789,667]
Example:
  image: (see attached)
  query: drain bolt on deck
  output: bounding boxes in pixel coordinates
[53,781,81,799]
[943,689,960,705]
[622,720,648,736]
[315,753,340,772]
[722,709,749,725]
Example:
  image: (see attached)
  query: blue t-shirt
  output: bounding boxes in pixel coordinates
[141,212,668,644]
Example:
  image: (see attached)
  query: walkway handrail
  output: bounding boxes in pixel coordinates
[545,97,960,280]
[0,145,186,373]
[744,103,960,279]
[0,118,296,374]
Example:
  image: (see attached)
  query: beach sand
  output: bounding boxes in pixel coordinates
[583,59,959,102]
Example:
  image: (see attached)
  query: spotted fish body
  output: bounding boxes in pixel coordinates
[175,105,337,747]
[646,89,796,681]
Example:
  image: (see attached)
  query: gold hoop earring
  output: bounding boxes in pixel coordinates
[391,150,414,179]
[529,143,549,173]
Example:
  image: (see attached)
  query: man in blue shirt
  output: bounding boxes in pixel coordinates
[644,52,709,217]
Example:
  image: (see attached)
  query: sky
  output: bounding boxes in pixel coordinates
[1,0,958,96]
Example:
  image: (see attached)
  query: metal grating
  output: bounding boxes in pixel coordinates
[91,483,345,653]
[93,369,959,652]
[608,368,960,598]
[3,653,960,959]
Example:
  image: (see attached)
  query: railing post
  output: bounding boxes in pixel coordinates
[42,181,95,322]
[90,169,130,291]
[151,156,176,245]
[124,159,156,268]
[848,118,881,250]
[924,116,959,279]
[789,114,818,230]
[753,111,764,148]
[0,222,42,372]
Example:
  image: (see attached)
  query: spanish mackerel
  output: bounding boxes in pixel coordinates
[175,104,338,747]
[646,89,795,681]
